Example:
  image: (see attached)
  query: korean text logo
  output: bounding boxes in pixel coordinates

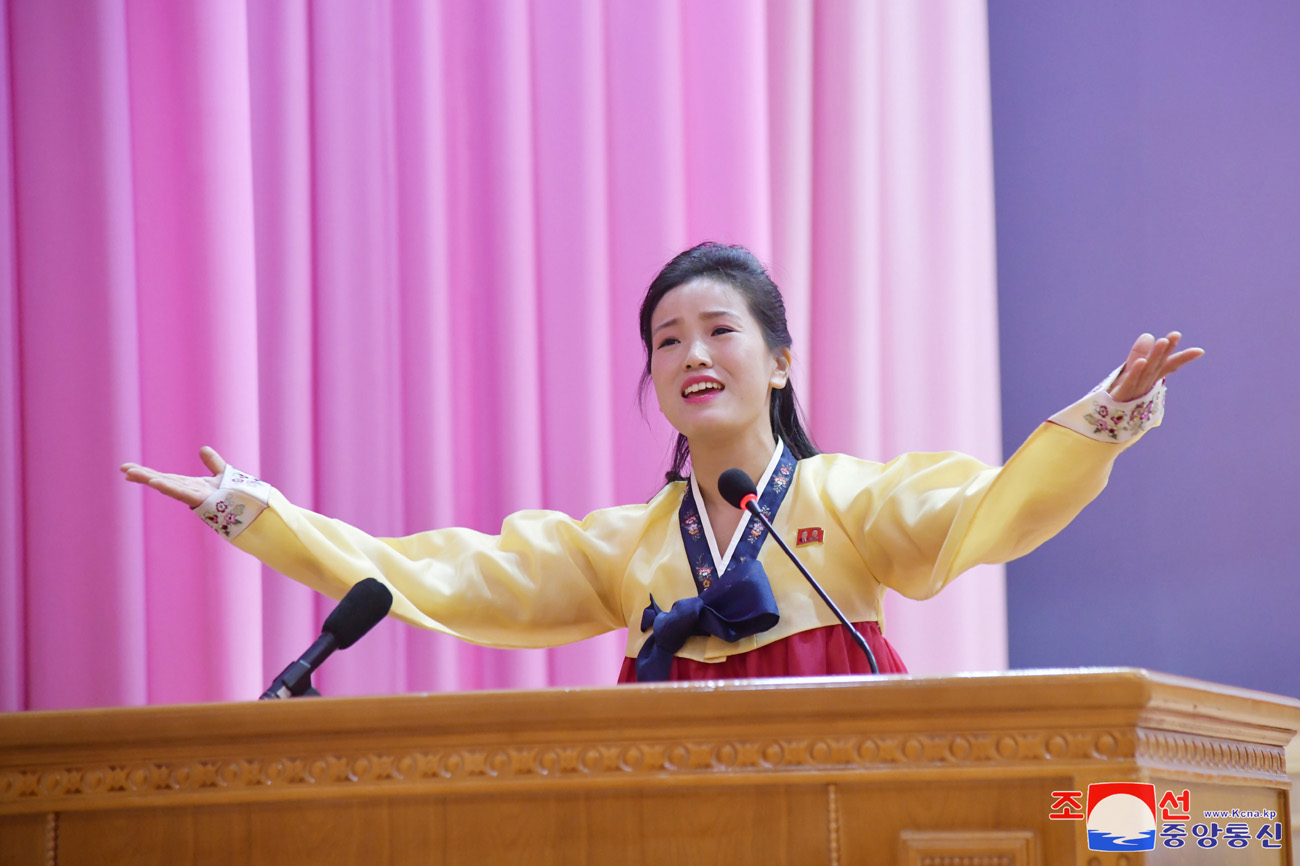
[1049,783,1284,851]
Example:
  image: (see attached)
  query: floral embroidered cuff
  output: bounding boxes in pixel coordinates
[1048,367,1167,444]
[193,464,271,541]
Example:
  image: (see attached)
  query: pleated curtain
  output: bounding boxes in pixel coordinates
[0,0,1002,710]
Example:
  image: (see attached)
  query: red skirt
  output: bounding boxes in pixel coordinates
[617,621,907,683]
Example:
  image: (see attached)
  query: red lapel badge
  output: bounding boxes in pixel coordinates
[795,527,824,547]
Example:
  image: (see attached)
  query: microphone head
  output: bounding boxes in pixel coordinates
[322,577,394,649]
[718,468,758,509]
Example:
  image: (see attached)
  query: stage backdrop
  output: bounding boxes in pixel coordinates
[0,0,1001,711]
[990,1,1300,698]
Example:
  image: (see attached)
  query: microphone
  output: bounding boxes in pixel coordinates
[718,469,879,674]
[259,577,394,700]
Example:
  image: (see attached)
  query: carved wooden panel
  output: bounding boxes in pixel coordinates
[898,829,1035,866]
[3,727,1291,816]
[0,726,1157,811]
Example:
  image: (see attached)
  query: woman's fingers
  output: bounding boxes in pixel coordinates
[1110,364,1142,403]
[120,450,226,509]
[1133,335,1171,394]
[199,446,227,476]
[1109,331,1203,401]
[1144,332,1204,382]
[1125,333,1155,369]
[120,464,206,507]
[120,462,157,485]
[1111,334,1154,401]
[1161,346,1205,377]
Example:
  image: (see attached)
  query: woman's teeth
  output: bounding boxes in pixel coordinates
[683,382,723,397]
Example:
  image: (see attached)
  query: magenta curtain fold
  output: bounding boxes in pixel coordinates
[0,1,24,711]
[1,0,1003,710]
[9,0,150,709]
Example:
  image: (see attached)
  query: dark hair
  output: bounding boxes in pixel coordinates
[638,241,820,484]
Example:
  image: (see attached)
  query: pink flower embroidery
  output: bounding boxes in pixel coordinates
[1083,390,1163,440]
[201,495,246,538]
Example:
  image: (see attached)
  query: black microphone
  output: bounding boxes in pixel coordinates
[259,577,394,700]
[718,469,879,674]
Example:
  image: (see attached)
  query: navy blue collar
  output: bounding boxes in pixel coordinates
[677,442,797,593]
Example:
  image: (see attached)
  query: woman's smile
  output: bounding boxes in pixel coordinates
[681,374,725,402]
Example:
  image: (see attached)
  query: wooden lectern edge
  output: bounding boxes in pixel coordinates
[3,666,1297,749]
[1,667,1297,817]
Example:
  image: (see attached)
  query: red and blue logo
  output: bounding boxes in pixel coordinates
[1086,783,1157,851]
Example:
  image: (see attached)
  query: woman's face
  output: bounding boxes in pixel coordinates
[649,278,790,446]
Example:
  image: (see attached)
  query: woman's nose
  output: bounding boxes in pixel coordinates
[684,339,711,368]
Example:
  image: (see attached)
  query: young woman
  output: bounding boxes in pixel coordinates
[122,243,1201,682]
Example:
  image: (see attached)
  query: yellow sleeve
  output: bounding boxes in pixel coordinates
[818,419,1150,601]
[233,489,654,649]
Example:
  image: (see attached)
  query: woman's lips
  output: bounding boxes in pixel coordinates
[681,377,725,402]
[683,387,724,404]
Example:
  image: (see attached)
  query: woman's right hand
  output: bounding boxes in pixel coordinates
[120,446,228,508]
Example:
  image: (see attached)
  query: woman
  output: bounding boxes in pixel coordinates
[122,243,1201,682]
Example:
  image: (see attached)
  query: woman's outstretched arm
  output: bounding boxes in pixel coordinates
[833,329,1202,601]
[121,445,643,649]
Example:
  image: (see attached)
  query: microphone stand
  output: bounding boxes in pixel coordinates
[260,663,324,700]
[742,501,879,674]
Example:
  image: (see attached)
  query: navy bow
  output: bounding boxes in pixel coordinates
[636,558,780,682]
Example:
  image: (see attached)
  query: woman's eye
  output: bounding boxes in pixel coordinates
[712,326,734,336]
[656,337,679,349]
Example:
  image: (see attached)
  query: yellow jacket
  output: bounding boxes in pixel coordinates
[227,380,1161,663]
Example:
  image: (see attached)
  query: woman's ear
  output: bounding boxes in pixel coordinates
[770,348,793,389]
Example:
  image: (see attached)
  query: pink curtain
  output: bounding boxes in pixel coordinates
[0,0,1002,711]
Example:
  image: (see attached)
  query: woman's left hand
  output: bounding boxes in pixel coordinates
[1108,331,1204,402]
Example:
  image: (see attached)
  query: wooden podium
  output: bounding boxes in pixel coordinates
[1,669,1296,865]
